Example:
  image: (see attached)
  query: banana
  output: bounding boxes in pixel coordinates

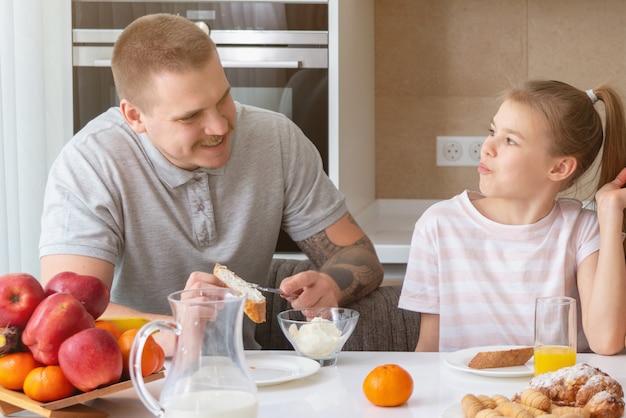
[102,317,150,333]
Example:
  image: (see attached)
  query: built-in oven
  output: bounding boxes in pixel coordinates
[71,1,329,252]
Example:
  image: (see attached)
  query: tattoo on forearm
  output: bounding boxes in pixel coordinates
[297,230,383,305]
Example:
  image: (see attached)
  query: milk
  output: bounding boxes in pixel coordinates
[163,391,258,418]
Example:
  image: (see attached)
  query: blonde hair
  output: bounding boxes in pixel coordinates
[111,13,217,112]
[505,80,626,236]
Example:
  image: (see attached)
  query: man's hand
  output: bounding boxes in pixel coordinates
[184,271,226,290]
[279,271,341,309]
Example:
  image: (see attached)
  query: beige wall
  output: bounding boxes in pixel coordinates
[374,0,626,200]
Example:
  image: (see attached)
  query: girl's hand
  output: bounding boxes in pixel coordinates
[596,167,626,213]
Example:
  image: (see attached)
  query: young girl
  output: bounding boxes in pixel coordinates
[399,80,626,355]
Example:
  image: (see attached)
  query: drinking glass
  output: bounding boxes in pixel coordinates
[534,296,576,376]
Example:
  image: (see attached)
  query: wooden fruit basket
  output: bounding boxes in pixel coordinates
[0,371,164,418]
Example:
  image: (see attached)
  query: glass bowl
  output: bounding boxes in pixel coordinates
[277,307,360,366]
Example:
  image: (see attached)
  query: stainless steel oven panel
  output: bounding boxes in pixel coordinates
[73,46,326,68]
[73,46,115,67]
[73,29,328,46]
[217,47,327,68]
[207,30,327,45]
[73,28,328,68]
[73,29,122,44]
[72,0,328,3]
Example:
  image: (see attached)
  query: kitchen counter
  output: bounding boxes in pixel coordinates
[355,198,437,279]
[354,198,437,263]
[276,199,437,280]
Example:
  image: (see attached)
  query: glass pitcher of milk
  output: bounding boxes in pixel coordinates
[130,288,258,418]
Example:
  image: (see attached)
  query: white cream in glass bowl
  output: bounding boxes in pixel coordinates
[277,307,359,366]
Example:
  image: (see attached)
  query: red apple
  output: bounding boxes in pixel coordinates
[45,271,110,319]
[22,293,94,365]
[58,328,123,392]
[0,273,45,328]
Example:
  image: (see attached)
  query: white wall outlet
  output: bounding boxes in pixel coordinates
[436,136,484,166]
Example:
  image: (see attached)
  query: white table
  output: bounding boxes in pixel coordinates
[3,351,625,417]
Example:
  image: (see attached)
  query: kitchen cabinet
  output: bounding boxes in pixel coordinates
[328,0,426,273]
[327,0,375,214]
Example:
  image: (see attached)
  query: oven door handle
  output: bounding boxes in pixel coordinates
[94,59,112,67]
[220,60,300,69]
[85,59,302,68]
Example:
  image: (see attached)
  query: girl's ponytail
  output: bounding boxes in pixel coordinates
[594,86,626,240]
[594,87,626,190]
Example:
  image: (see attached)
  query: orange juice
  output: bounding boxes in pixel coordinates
[534,345,576,375]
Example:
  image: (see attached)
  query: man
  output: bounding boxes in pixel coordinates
[39,13,383,352]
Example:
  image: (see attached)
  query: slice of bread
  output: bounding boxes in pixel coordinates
[467,347,534,369]
[213,263,266,323]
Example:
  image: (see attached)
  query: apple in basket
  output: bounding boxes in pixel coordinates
[22,292,95,365]
[44,271,111,319]
[58,328,123,392]
[0,273,45,328]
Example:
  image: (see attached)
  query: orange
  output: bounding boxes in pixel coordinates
[362,364,414,407]
[23,365,76,402]
[0,351,39,390]
[154,341,165,373]
[95,319,122,340]
[118,328,163,378]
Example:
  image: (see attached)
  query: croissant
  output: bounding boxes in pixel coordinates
[462,394,488,418]
[520,388,551,411]
[496,401,534,418]
[527,364,624,418]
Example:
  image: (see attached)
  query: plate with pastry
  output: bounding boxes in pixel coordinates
[440,365,625,418]
[444,345,534,377]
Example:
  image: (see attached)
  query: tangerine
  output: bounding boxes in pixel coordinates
[0,351,39,390]
[362,364,414,407]
[23,365,76,402]
[95,319,122,340]
[118,328,163,378]
[154,340,165,372]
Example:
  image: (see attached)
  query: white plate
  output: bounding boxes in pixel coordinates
[440,402,463,418]
[444,345,534,378]
[245,353,321,387]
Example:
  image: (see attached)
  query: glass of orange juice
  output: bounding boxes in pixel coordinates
[534,296,577,376]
